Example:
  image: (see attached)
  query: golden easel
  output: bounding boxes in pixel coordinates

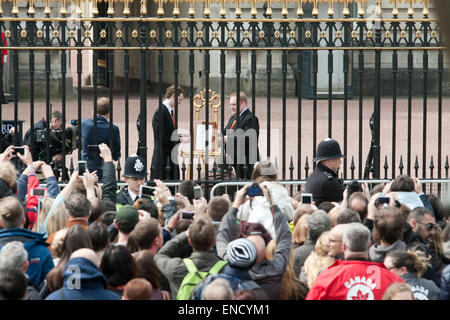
[181,89,222,179]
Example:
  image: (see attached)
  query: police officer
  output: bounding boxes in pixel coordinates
[305,138,346,206]
[117,155,147,207]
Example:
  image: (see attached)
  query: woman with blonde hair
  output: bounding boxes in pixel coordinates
[45,203,69,236]
[301,231,335,288]
[266,239,308,300]
[292,213,310,249]
[384,249,440,300]
[382,282,414,300]
[328,206,343,227]
[32,196,55,233]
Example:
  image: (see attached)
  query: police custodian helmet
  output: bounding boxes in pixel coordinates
[313,138,345,163]
[124,155,147,179]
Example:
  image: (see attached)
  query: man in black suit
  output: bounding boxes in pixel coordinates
[150,85,184,180]
[222,92,259,180]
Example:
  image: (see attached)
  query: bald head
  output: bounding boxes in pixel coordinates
[328,224,348,258]
[70,248,100,267]
[246,235,266,263]
[201,278,234,300]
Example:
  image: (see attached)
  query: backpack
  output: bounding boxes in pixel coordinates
[176,258,227,300]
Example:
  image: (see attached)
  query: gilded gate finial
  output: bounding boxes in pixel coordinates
[92,0,99,15]
[264,0,272,16]
[309,0,319,17]
[171,0,180,16]
[10,0,19,15]
[232,0,241,16]
[341,0,351,16]
[296,0,305,16]
[421,0,430,16]
[389,0,400,16]
[406,0,417,16]
[121,0,133,15]
[27,0,36,15]
[357,0,368,16]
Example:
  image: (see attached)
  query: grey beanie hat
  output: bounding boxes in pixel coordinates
[226,238,257,269]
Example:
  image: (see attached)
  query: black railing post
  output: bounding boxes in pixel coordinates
[76,13,83,161]
[392,14,400,180]
[60,10,68,181]
[43,10,51,164]
[372,8,383,179]
[139,6,149,172]
[156,13,164,180]
[107,8,114,175]
[123,11,130,161]
[422,16,430,179]
[27,10,36,163]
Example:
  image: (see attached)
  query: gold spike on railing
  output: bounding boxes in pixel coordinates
[188,0,196,16]
[121,0,132,15]
[389,0,399,16]
[327,0,334,16]
[59,0,69,15]
[73,0,83,15]
[341,0,351,16]
[310,0,319,17]
[264,0,272,16]
[107,0,115,15]
[27,0,36,15]
[43,0,52,15]
[170,0,180,16]
[375,0,382,16]
[232,0,241,16]
[140,0,147,15]
[218,0,227,16]
[92,0,99,15]
[203,0,211,16]
[357,0,368,16]
[421,0,430,16]
[248,0,258,16]
[10,0,19,15]
[155,0,164,15]
[280,0,288,16]
[406,0,417,16]
[296,0,304,16]
[0,0,3,15]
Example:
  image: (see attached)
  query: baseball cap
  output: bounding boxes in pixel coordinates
[115,205,139,233]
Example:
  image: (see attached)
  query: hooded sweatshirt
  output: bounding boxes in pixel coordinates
[395,191,425,211]
[401,272,440,300]
[237,182,294,239]
[45,257,120,300]
[369,239,407,263]
[0,228,54,288]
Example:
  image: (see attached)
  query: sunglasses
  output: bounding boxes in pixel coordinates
[416,220,436,231]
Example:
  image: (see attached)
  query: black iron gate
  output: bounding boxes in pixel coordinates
[0,0,448,198]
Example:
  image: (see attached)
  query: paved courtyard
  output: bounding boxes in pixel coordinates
[3,91,449,181]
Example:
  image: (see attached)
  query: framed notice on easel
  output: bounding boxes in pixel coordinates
[194,121,217,152]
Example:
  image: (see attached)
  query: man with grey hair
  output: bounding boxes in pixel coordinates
[293,210,331,276]
[201,278,234,300]
[306,223,404,300]
[0,241,41,300]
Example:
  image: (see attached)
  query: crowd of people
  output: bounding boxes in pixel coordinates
[0,134,448,301]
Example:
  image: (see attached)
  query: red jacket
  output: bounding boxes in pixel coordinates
[25,174,40,230]
[306,259,404,300]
